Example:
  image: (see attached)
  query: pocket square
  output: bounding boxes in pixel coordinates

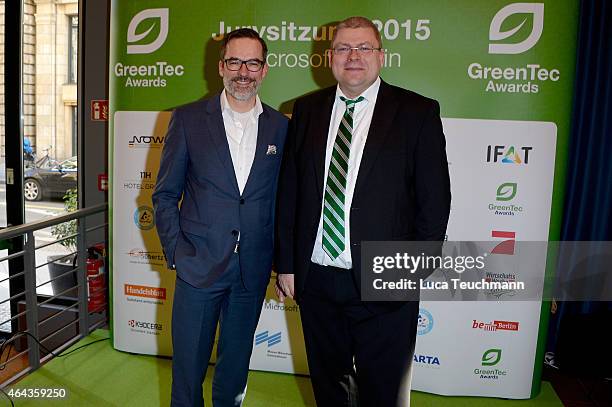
[266,145,277,155]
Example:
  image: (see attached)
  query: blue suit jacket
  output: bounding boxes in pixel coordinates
[152,95,288,290]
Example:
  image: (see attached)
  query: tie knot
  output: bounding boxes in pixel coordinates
[340,96,365,108]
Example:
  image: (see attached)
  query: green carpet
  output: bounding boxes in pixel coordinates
[5,330,563,406]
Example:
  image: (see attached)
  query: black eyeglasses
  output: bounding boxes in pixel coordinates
[223,58,265,72]
[332,46,383,55]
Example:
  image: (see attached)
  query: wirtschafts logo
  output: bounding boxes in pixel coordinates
[417,308,434,336]
[489,3,544,54]
[255,331,281,348]
[134,206,155,230]
[128,318,163,336]
[472,320,520,332]
[489,182,523,217]
[474,348,508,380]
[127,8,169,54]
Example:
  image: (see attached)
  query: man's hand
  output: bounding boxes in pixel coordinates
[275,274,295,302]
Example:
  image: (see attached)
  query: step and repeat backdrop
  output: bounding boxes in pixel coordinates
[109,0,578,399]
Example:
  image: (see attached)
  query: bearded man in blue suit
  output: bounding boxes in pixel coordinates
[152,28,287,407]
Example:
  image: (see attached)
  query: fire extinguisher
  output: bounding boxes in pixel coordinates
[86,247,106,313]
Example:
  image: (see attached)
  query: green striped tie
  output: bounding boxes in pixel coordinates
[323,96,364,260]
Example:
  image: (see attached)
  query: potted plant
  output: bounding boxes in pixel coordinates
[48,188,78,297]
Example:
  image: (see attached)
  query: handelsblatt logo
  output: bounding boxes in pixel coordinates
[255,331,281,348]
[489,3,544,54]
[496,183,517,201]
[124,284,166,300]
[127,8,169,54]
[482,348,502,366]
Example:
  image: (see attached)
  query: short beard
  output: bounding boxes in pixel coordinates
[223,75,260,102]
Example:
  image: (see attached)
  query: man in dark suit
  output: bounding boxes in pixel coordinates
[153,28,287,407]
[275,16,451,406]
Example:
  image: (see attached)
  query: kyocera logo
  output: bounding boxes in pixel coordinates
[127,8,169,54]
[128,319,163,330]
[489,3,544,54]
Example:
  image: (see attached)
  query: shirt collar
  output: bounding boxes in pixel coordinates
[220,89,263,121]
[335,76,381,105]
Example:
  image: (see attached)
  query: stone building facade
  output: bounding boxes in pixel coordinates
[1,0,78,161]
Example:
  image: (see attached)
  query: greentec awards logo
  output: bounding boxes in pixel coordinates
[490,182,523,217]
[481,348,502,366]
[114,8,184,88]
[488,3,544,54]
[474,348,508,380]
[468,3,563,94]
[127,8,169,54]
[496,182,517,201]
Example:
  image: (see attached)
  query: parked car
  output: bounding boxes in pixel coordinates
[24,156,77,201]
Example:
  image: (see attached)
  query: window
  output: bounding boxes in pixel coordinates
[72,105,77,155]
[68,15,78,84]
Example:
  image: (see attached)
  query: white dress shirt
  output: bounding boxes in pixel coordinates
[220,90,263,194]
[311,77,381,269]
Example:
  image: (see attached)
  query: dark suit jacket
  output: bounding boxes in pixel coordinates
[275,80,451,299]
[153,95,288,290]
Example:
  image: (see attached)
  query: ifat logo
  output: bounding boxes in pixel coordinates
[127,8,169,54]
[489,3,544,54]
[417,308,434,336]
[482,348,502,366]
[255,331,281,348]
[134,206,155,230]
[486,145,532,164]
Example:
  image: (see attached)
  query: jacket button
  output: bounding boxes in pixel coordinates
[231,230,238,237]
[240,198,245,204]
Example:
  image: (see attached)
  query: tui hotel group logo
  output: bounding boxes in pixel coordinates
[123,171,156,191]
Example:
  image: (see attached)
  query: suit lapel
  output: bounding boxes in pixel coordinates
[312,89,336,199]
[204,94,240,196]
[353,81,397,197]
[242,107,271,196]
